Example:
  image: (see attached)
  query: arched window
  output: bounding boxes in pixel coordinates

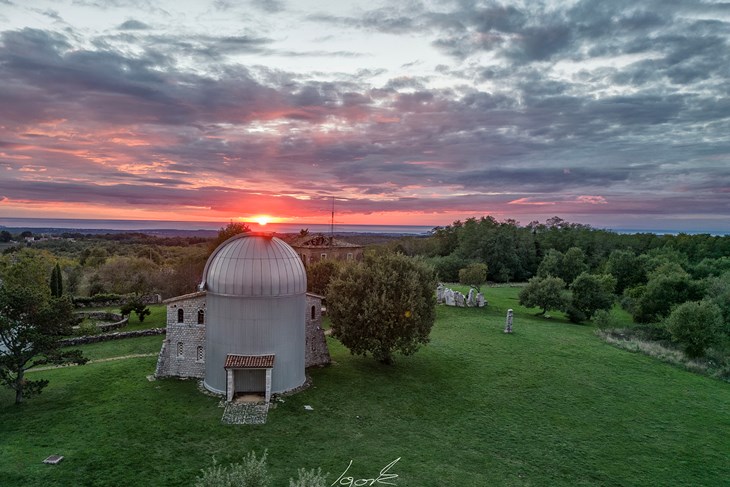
[196,346,204,362]
[177,308,184,323]
[311,305,316,320]
[197,309,205,324]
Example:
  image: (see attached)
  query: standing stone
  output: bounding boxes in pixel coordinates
[476,293,486,308]
[466,288,476,307]
[444,288,456,306]
[504,309,514,333]
[454,291,466,307]
[436,284,444,304]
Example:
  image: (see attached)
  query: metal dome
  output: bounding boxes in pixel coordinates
[201,233,306,297]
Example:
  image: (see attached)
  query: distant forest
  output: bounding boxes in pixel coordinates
[2,215,729,306]
[384,216,730,284]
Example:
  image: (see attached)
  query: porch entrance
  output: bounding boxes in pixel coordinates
[224,354,275,403]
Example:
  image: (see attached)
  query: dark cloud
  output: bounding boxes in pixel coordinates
[250,0,285,14]
[118,19,150,30]
[0,1,728,229]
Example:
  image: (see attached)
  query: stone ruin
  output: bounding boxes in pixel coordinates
[437,284,486,308]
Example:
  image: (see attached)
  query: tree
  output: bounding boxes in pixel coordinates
[306,260,340,296]
[561,247,588,285]
[702,271,730,335]
[209,222,251,253]
[629,263,702,323]
[519,276,568,315]
[537,249,563,279]
[0,230,11,243]
[97,256,157,295]
[665,300,723,358]
[327,253,436,365]
[458,262,488,291]
[50,262,63,297]
[0,255,86,404]
[427,254,468,282]
[120,295,151,322]
[605,249,647,294]
[568,273,616,322]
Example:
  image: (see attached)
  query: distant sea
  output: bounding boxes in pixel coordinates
[0,217,436,236]
[0,217,727,237]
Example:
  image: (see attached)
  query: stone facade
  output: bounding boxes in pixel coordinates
[156,292,207,379]
[305,293,331,367]
[155,291,330,382]
[289,234,363,267]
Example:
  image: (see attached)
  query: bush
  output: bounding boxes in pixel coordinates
[568,273,616,322]
[593,309,620,331]
[289,468,328,487]
[564,304,587,324]
[195,451,270,487]
[665,301,723,358]
[77,320,100,336]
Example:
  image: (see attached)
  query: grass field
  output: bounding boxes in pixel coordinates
[1,287,728,486]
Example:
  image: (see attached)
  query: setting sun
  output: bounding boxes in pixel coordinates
[253,215,271,226]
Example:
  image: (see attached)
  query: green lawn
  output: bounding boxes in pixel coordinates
[1,288,728,486]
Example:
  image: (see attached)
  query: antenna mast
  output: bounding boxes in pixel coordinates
[330,196,335,241]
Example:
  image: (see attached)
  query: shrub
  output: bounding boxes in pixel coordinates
[289,468,328,487]
[593,309,620,331]
[665,301,723,358]
[77,320,100,336]
[195,451,270,487]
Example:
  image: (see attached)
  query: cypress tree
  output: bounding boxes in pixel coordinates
[50,263,63,297]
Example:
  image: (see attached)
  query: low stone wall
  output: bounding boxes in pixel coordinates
[73,294,162,308]
[60,328,166,347]
[74,311,128,332]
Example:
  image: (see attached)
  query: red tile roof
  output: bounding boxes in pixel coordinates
[224,354,275,369]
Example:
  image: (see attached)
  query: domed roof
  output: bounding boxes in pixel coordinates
[201,233,306,296]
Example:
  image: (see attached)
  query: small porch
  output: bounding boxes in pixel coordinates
[224,354,275,403]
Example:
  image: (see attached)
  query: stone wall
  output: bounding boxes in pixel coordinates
[158,323,206,378]
[305,294,331,367]
[60,328,165,346]
[166,294,206,327]
[74,311,128,332]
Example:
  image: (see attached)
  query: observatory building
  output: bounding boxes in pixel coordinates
[155,233,330,402]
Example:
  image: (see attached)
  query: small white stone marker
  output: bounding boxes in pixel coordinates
[43,455,64,465]
[504,309,514,334]
[304,405,314,411]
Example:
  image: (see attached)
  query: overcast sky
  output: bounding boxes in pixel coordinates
[0,0,729,231]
